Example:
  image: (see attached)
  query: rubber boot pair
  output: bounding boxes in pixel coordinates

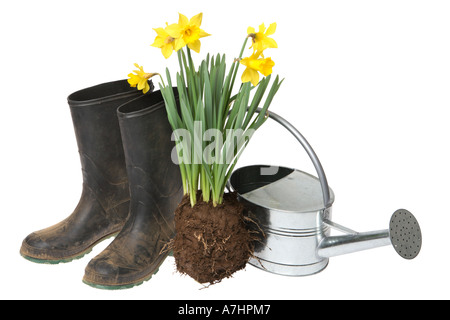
[20,80,182,289]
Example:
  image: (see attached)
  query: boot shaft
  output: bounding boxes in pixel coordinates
[117,90,182,230]
[67,80,148,184]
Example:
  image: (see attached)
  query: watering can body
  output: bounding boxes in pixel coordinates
[230,166,333,276]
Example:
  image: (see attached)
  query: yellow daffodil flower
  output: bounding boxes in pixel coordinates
[247,23,278,52]
[151,23,183,59]
[240,51,275,86]
[127,63,158,94]
[165,13,211,53]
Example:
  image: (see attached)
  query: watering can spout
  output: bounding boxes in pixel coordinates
[317,209,422,260]
[317,228,391,258]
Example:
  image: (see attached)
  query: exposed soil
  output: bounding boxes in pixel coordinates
[172,192,254,284]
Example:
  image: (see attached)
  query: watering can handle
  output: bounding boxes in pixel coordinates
[255,108,332,208]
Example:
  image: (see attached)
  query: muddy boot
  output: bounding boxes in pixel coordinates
[82,90,183,289]
[20,80,151,264]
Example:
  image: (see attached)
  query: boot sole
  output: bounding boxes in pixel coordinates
[82,251,173,290]
[20,232,119,265]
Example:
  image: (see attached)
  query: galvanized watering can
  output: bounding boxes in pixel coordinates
[228,109,422,276]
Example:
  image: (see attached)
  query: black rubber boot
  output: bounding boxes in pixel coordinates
[20,80,151,263]
[82,90,183,289]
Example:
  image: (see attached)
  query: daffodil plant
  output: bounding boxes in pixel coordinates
[128,13,283,207]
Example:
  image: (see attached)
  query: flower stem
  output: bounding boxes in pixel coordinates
[239,37,249,60]
[177,51,186,87]
[228,37,249,102]
[190,184,197,207]
[158,74,166,88]
[201,166,210,203]
[179,162,188,195]
[186,47,198,104]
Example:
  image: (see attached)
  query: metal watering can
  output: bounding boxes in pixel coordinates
[228,109,422,276]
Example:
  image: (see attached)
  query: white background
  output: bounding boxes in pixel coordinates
[1,0,449,300]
